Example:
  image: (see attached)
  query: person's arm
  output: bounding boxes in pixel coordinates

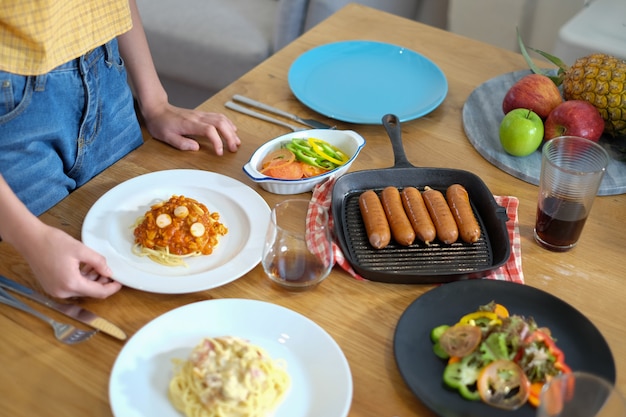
[118,0,241,154]
[0,175,122,298]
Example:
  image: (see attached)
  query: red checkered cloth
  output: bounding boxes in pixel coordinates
[309,177,524,284]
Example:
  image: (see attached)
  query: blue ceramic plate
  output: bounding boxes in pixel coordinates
[288,40,448,124]
[394,280,616,417]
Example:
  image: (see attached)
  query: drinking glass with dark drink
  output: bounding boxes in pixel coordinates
[262,199,333,289]
[534,136,610,252]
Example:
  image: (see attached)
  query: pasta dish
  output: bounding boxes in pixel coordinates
[133,195,227,266]
[168,336,291,417]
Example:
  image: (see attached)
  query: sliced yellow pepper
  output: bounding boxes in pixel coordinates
[458,311,502,327]
[307,138,349,166]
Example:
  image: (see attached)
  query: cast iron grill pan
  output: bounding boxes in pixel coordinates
[331,115,511,284]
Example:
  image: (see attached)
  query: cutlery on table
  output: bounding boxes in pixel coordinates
[225,101,306,132]
[0,286,96,345]
[231,94,336,129]
[0,275,127,340]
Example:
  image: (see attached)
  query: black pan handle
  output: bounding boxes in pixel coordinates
[382,114,417,169]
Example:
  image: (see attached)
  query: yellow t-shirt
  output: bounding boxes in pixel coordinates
[0,0,132,75]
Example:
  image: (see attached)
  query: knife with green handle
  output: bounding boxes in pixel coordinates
[0,275,127,340]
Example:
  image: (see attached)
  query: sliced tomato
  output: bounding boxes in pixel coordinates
[438,324,482,358]
[477,360,530,410]
[263,161,304,179]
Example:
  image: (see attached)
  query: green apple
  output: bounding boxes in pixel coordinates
[499,109,544,157]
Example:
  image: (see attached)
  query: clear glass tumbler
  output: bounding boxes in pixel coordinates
[536,371,626,417]
[534,136,610,252]
[262,199,333,290]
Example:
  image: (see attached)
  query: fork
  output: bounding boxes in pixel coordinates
[232,94,335,129]
[0,287,96,345]
[225,101,306,131]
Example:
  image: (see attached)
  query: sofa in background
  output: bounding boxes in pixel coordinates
[137,0,449,108]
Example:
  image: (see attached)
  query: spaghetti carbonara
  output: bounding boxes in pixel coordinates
[168,336,291,417]
[132,195,227,266]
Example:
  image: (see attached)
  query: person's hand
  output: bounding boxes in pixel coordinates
[142,102,241,154]
[21,224,122,299]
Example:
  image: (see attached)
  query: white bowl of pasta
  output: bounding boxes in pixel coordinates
[243,129,366,194]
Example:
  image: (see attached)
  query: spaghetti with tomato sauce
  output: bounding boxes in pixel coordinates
[133,195,227,266]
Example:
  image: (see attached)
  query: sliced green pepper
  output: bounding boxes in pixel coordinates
[430,324,450,343]
[284,143,327,169]
[433,341,450,360]
[442,354,482,401]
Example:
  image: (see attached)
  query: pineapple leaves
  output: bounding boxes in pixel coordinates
[516,28,564,85]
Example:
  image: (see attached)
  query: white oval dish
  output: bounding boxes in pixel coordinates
[242,129,366,194]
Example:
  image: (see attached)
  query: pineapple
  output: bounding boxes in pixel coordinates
[517,31,626,138]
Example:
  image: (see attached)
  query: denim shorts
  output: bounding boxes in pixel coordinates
[0,39,143,216]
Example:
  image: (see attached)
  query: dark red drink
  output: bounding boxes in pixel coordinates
[265,252,330,288]
[535,197,588,251]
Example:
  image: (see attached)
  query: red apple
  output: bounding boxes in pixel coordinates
[543,100,605,142]
[502,74,563,119]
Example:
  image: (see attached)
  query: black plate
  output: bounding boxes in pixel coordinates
[393,280,616,417]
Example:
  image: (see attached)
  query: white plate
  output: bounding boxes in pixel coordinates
[82,169,270,293]
[109,298,353,417]
[288,40,448,124]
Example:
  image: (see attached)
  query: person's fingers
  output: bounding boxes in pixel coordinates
[158,134,201,151]
[78,247,113,278]
[71,278,123,299]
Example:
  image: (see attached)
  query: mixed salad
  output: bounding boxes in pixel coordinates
[430,301,571,410]
[260,138,349,179]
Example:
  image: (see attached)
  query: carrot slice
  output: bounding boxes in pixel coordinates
[527,381,543,407]
[302,164,329,178]
[260,149,296,172]
[264,161,304,179]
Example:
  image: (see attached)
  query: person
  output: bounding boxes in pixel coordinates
[0,0,241,299]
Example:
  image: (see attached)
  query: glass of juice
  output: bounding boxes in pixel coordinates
[534,136,610,252]
[262,199,333,289]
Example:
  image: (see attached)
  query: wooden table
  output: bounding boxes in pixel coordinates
[1,4,624,417]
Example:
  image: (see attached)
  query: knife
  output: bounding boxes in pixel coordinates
[232,94,335,129]
[0,275,127,340]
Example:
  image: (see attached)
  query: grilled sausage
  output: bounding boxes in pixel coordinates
[401,186,437,245]
[380,186,415,246]
[359,190,391,249]
[446,184,481,243]
[422,186,459,244]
